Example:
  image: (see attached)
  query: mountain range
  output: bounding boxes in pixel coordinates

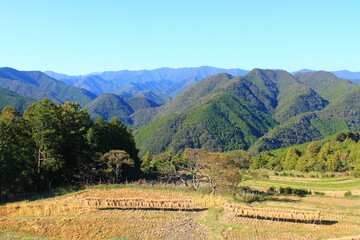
[45,67,249,97]
[132,69,360,156]
[46,67,360,98]
[1,66,360,157]
[0,67,96,106]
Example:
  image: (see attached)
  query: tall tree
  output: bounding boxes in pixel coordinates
[58,102,92,181]
[0,107,35,197]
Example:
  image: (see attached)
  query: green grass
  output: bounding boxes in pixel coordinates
[0,231,49,239]
[239,176,360,191]
[198,207,225,240]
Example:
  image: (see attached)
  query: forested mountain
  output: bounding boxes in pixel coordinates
[4,66,360,159]
[0,68,96,106]
[118,90,171,105]
[249,71,360,154]
[84,94,159,123]
[45,66,248,97]
[0,87,36,113]
[134,69,332,156]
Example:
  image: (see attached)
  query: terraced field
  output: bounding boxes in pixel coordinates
[239,175,360,197]
[0,179,359,240]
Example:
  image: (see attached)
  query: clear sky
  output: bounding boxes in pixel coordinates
[0,0,359,75]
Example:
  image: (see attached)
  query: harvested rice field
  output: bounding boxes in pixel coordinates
[0,179,359,240]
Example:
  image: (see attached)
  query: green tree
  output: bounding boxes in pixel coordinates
[326,150,343,172]
[0,106,35,197]
[58,102,92,181]
[141,151,152,174]
[24,99,64,189]
[354,155,360,176]
[282,147,300,170]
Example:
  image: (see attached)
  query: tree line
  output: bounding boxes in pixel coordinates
[251,131,360,175]
[2,98,359,199]
[0,99,140,198]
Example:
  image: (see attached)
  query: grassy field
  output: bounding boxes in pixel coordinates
[0,176,360,240]
[239,175,360,197]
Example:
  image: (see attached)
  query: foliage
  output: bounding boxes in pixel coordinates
[344,191,352,197]
[0,99,140,199]
[100,150,134,183]
[279,187,311,196]
[250,131,360,173]
[143,148,255,195]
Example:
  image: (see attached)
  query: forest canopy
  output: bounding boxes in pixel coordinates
[0,99,140,198]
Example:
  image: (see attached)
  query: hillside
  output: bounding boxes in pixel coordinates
[84,94,159,123]
[118,90,171,105]
[46,66,249,97]
[0,87,36,113]
[0,68,96,106]
[250,71,360,154]
[135,69,329,156]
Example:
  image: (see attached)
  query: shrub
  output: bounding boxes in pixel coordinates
[266,186,277,195]
[344,191,352,197]
[279,187,310,196]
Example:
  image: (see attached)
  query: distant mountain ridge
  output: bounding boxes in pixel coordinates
[45,66,249,97]
[46,67,360,99]
[293,69,360,84]
[0,67,96,106]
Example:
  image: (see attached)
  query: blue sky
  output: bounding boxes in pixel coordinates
[0,0,359,75]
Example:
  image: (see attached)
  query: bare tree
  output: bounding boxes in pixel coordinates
[101,150,134,183]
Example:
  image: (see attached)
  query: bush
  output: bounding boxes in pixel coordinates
[279,187,310,196]
[293,188,311,196]
[344,191,352,197]
[266,186,277,195]
[314,191,325,196]
[323,173,335,178]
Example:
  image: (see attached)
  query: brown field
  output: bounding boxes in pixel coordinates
[0,186,359,240]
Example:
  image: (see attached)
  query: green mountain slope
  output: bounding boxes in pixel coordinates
[84,94,159,124]
[249,71,360,154]
[0,67,96,106]
[0,87,36,113]
[294,71,355,101]
[118,89,171,105]
[135,94,277,156]
[135,69,328,156]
